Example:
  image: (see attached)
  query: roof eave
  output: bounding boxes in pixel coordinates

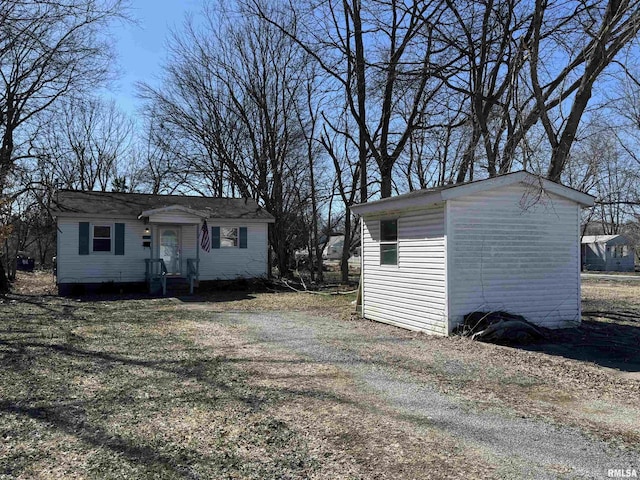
[351,171,595,215]
[440,171,595,206]
[350,191,444,216]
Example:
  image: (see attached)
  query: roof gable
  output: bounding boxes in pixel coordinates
[581,234,631,245]
[351,171,595,215]
[52,190,275,222]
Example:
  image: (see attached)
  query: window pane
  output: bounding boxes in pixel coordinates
[94,226,111,238]
[93,239,111,252]
[380,243,397,265]
[221,227,238,247]
[381,220,397,242]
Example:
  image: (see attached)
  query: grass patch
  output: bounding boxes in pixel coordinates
[0,294,326,479]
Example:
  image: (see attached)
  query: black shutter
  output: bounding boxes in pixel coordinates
[114,223,125,255]
[79,222,90,255]
[239,227,247,248]
[212,226,220,249]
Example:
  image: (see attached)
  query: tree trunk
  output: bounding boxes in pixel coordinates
[341,210,351,283]
[0,257,9,293]
[352,0,368,204]
[380,162,393,198]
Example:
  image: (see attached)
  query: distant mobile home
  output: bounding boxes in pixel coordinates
[581,234,635,272]
[351,171,595,336]
[52,191,275,295]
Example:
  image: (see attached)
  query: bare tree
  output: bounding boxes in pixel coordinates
[251,0,450,199]
[0,0,126,291]
[0,0,126,193]
[140,2,318,276]
[434,0,640,182]
[32,97,136,192]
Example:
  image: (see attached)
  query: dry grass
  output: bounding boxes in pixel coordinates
[1,272,639,478]
[1,273,495,479]
[582,277,640,321]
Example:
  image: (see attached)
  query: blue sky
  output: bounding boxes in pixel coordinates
[105,0,204,116]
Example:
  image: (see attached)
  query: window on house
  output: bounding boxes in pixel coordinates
[380,219,398,265]
[613,245,628,258]
[221,227,238,247]
[93,225,112,252]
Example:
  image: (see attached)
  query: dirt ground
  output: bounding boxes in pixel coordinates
[1,271,639,478]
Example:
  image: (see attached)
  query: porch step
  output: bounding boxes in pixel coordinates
[148,276,164,295]
[166,277,197,296]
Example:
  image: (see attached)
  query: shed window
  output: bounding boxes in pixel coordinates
[93,225,112,252]
[221,227,238,247]
[380,219,398,265]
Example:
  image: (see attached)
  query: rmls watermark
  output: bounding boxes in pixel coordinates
[608,468,638,478]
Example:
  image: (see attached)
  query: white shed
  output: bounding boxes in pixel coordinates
[350,171,595,336]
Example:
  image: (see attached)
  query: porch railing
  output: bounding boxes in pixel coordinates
[187,258,199,295]
[145,258,167,296]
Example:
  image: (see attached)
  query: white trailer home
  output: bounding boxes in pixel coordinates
[581,234,635,272]
[52,190,274,295]
[351,171,595,336]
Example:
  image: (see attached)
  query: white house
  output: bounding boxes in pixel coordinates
[581,234,635,272]
[322,235,345,260]
[351,171,595,336]
[52,190,275,295]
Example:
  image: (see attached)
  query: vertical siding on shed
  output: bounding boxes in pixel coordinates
[362,204,447,335]
[447,184,580,329]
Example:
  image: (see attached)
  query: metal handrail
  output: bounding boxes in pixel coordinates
[187,258,199,294]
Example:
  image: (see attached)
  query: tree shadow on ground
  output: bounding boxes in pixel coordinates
[518,317,640,372]
[0,307,359,478]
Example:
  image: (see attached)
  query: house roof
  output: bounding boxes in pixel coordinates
[581,234,629,245]
[350,170,595,215]
[52,190,275,222]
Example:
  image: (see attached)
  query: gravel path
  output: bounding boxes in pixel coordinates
[219,311,639,479]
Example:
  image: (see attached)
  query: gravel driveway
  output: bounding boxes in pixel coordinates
[218,310,639,479]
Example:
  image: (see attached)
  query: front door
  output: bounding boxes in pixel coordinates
[159,226,181,275]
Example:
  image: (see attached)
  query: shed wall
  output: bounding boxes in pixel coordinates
[362,204,447,335]
[447,184,581,329]
[582,243,606,271]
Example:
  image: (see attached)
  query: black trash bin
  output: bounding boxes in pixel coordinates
[16,254,35,272]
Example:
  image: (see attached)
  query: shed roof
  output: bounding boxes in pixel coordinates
[52,190,275,222]
[581,234,629,245]
[350,171,595,216]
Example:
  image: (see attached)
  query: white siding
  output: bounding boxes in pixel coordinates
[198,220,269,280]
[447,184,580,329]
[57,217,149,284]
[57,217,270,285]
[362,204,447,335]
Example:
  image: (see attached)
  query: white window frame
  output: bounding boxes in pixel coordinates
[92,223,113,253]
[220,226,239,248]
[379,219,398,266]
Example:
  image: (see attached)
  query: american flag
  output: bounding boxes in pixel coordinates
[200,220,210,252]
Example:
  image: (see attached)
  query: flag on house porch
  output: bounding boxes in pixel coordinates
[200,220,210,252]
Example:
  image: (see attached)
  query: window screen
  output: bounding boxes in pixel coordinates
[380,219,398,265]
[93,225,111,252]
